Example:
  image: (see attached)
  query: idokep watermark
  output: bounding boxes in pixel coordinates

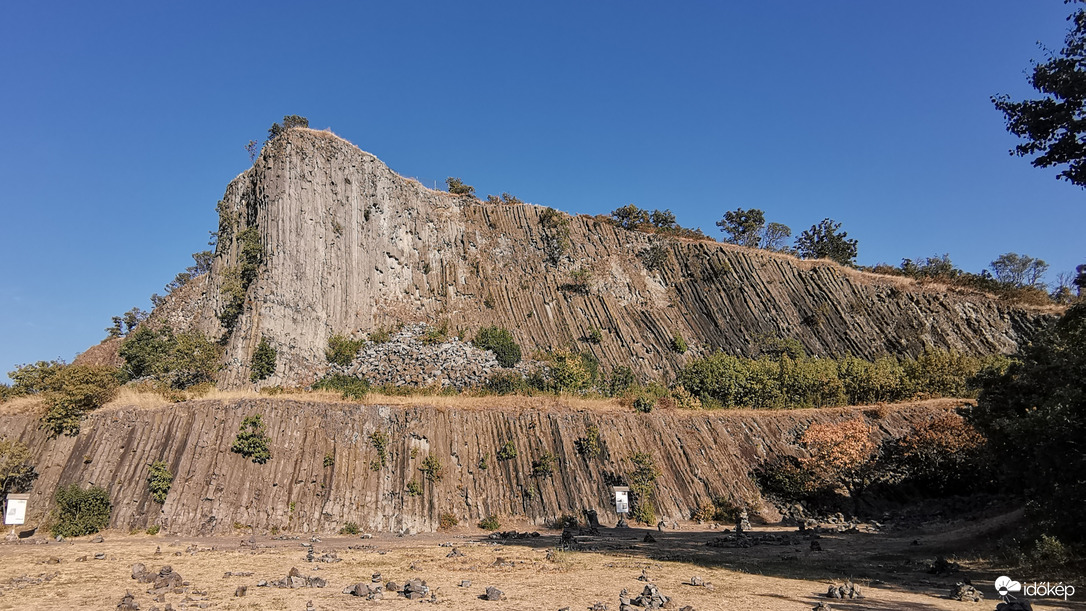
[996,575,1076,601]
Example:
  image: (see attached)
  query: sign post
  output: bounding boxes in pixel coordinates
[612,486,629,528]
[4,493,29,540]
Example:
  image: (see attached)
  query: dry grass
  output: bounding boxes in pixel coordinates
[96,384,966,421]
[1,521,1066,611]
[0,395,44,415]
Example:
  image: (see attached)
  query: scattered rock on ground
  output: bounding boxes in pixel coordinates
[483,586,505,601]
[826,580,862,599]
[631,584,669,609]
[950,581,983,602]
[117,591,139,610]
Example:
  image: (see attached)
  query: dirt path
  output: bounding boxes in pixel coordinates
[2,517,1082,610]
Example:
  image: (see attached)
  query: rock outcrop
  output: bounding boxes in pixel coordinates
[3,397,961,535]
[144,128,1048,388]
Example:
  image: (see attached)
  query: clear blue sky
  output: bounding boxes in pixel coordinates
[1,1,1082,380]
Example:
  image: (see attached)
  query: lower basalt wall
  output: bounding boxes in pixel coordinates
[2,398,954,536]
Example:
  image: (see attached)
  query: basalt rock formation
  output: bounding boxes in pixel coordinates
[151,128,1047,388]
[1,398,956,535]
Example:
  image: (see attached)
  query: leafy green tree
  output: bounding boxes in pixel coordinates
[611,204,651,230]
[993,3,1086,186]
[40,365,121,437]
[119,326,219,389]
[989,252,1050,288]
[794,218,858,266]
[649,209,677,229]
[971,303,1086,541]
[9,361,120,437]
[716,208,765,247]
[249,337,277,382]
[267,115,309,141]
[762,222,792,251]
[8,360,66,394]
[445,177,475,196]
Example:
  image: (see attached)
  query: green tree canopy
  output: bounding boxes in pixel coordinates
[971,303,1086,541]
[993,2,1086,186]
[267,115,309,141]
[716,208,765,248]
[794,218,858,266]
[989,252,1049,288]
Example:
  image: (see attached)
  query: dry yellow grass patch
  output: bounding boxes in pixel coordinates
[0,395,44,415]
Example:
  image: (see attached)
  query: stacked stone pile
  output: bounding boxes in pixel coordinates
[331,324,540,390]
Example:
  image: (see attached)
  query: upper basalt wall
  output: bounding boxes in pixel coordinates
[153,129,1050,388]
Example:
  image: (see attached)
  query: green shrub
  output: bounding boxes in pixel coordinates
[671,334,688,354]
[267,115,309,140]
[369,431,389,467]
[532,452,556,478]
[326,334,364,366]
[146,525,160,535]
[633,395,655,413]
[474,327,522,367]
[249,337,277,382]
[339,522,360,535]
[119,326,219,389]
[640,242,669,271]
[575,424,603,458]
[420,454,444,482]
[478,454,489,470]
[8,360,67,393]
[497,440,518,461]
[51,485,111,538]
[539,207,571,265]
[546,348,599,392]
[406,479,422,497]
[628,452,661,525]
[439,512,459,530]
[147,460,173,504]
[421,320,449,345]
[478,515,501,531]
[323,453,335,468]
[562,269,592,295]
[585,327,603,344]
[27,363,121,438]
[231,415,271,464]
[313,373,369,399]
[902,347,982,398]
[217,225,264,331]
[755,455,816,502]
[485,370,526,395]
[604,366,636,396]
[446,177,475,197]
[369,328,392,344]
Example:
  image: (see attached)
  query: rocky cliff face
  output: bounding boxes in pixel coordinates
[154,128,1047,388]
[1,398,954,535]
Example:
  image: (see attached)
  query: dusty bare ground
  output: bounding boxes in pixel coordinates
[2,512,1084,611]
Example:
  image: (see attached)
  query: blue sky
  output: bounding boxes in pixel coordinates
[1,1,1082,379]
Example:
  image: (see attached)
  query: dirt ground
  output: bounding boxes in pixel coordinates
[1,512,1083,611]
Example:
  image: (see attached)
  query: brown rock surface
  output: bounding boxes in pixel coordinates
[143,128,1048,388]
[2,396,957,535]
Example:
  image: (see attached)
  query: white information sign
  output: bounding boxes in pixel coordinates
[615,490,629,514]
[5,498,27,526]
